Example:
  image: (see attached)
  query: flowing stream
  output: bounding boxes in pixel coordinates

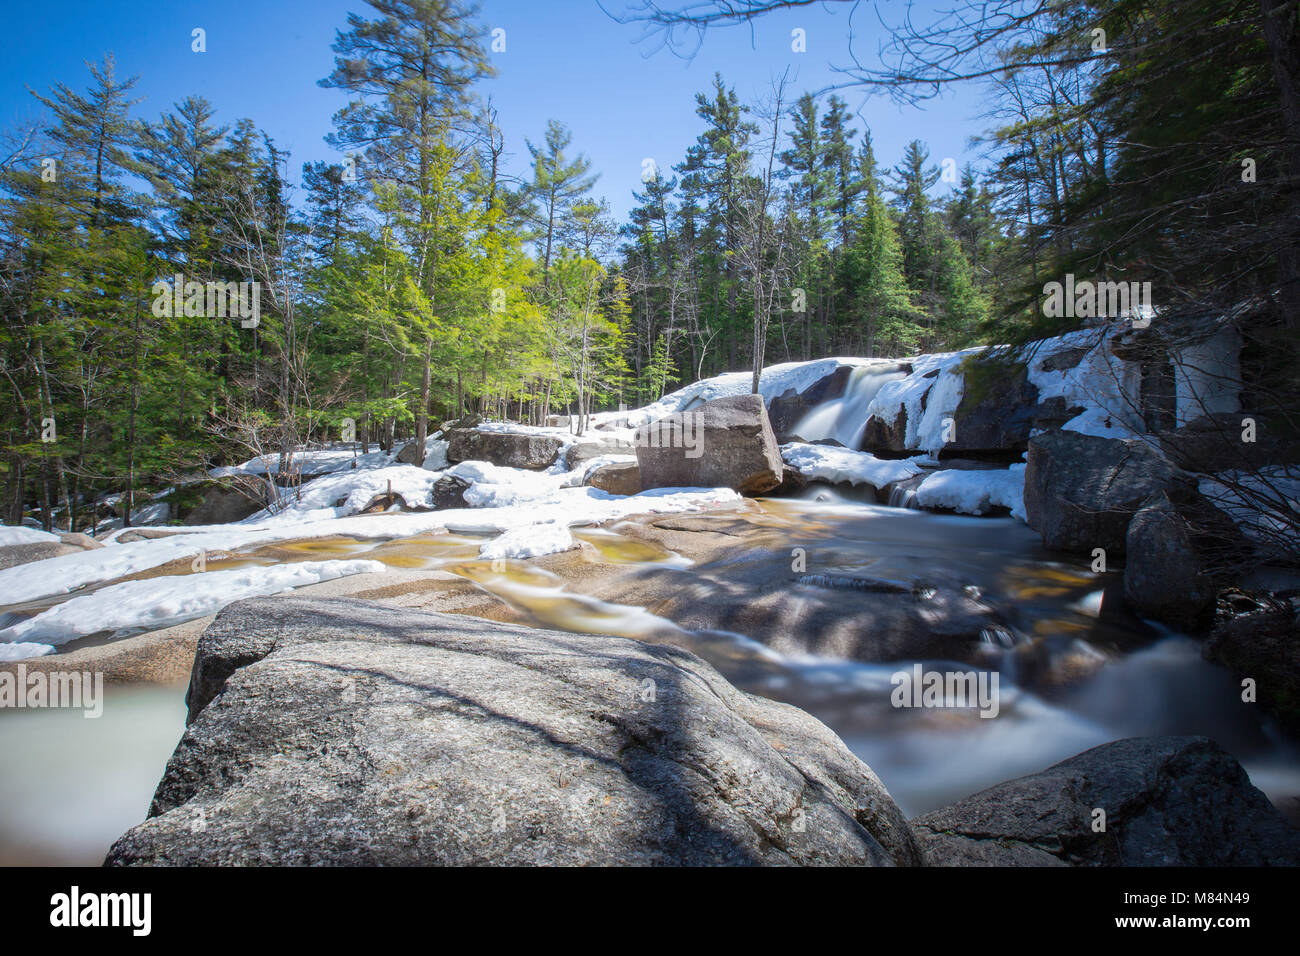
[4,494,1298,863]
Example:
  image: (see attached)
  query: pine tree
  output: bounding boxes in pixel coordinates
[523,120,598,278]
[321,0,495,463]
[845,132,922,356]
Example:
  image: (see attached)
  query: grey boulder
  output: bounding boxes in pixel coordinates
[566,436,635,471]
[912,736,1300,866]
[1023,431,1180,555]
[431,474,471,510]
[105,597,921,867]
[584,461,641,496]
[1122,491,1221,632]
[636,394,784,496]
[445,429,563,470]
[182,480,264,526]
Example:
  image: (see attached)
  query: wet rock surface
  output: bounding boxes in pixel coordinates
[1204,594,1300,738]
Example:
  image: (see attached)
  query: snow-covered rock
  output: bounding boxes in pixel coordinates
[914,465,1028,519]
[780,443,927,491]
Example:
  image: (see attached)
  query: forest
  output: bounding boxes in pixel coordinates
[1,0,1296,531]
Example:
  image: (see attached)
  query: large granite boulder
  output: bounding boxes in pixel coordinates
[395,439,424,465]
[636,394,783,496]
[861,408,908,454]
[1023,431,1180,555]
[431,474,471,510]
[445,429,562,471]
[912,736,1300,866]
[1123,491,1222,632]
[1158,412,1300,473]
[0,537,90,571]
[1204,596,1300,738]
[105,597,921,867]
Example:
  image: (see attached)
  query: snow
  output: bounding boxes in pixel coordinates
[247,464,443,524]
[212,444,395,478]
[1198,466,1300,552]
[588,357,875,429]
[431,486,742,539]
[424,440,449,471]
[780,443,928,489]
[1172,324,1242,426]
[0,465,741,607]
[861,350,981,452]
[912,362,967,454]
[479,523,576,560]
[0,526,60,546]
[1024,325,1145,439]
[914,465,1028,519]
[0,559,386,651]
[0,641,60,661]
[439,461,568,507]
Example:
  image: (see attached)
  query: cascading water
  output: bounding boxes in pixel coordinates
[793,363,907,449]
[887,483,921,510]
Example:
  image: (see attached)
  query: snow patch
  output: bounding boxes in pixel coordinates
[914,465,1027,519]
[0,526,61,546]
[479,523,576,560]
[780,443,928,489]
[0,559,385,652]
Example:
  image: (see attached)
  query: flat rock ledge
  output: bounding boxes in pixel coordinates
[105,597,921,866]
[912,736,1300,866]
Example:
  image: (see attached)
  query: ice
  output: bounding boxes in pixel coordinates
[1172,324,1242,426]
[248,464,444,524]
[1198,466,1300,551]
[1025,325,1144,439]
[0,641,56,661]
[862,350,980,451]
[212,444,395,478]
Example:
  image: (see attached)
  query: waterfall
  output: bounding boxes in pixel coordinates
[887,484,921,510]
[793,363,907,449]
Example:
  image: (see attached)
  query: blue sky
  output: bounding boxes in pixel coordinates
[0,0,994,222]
